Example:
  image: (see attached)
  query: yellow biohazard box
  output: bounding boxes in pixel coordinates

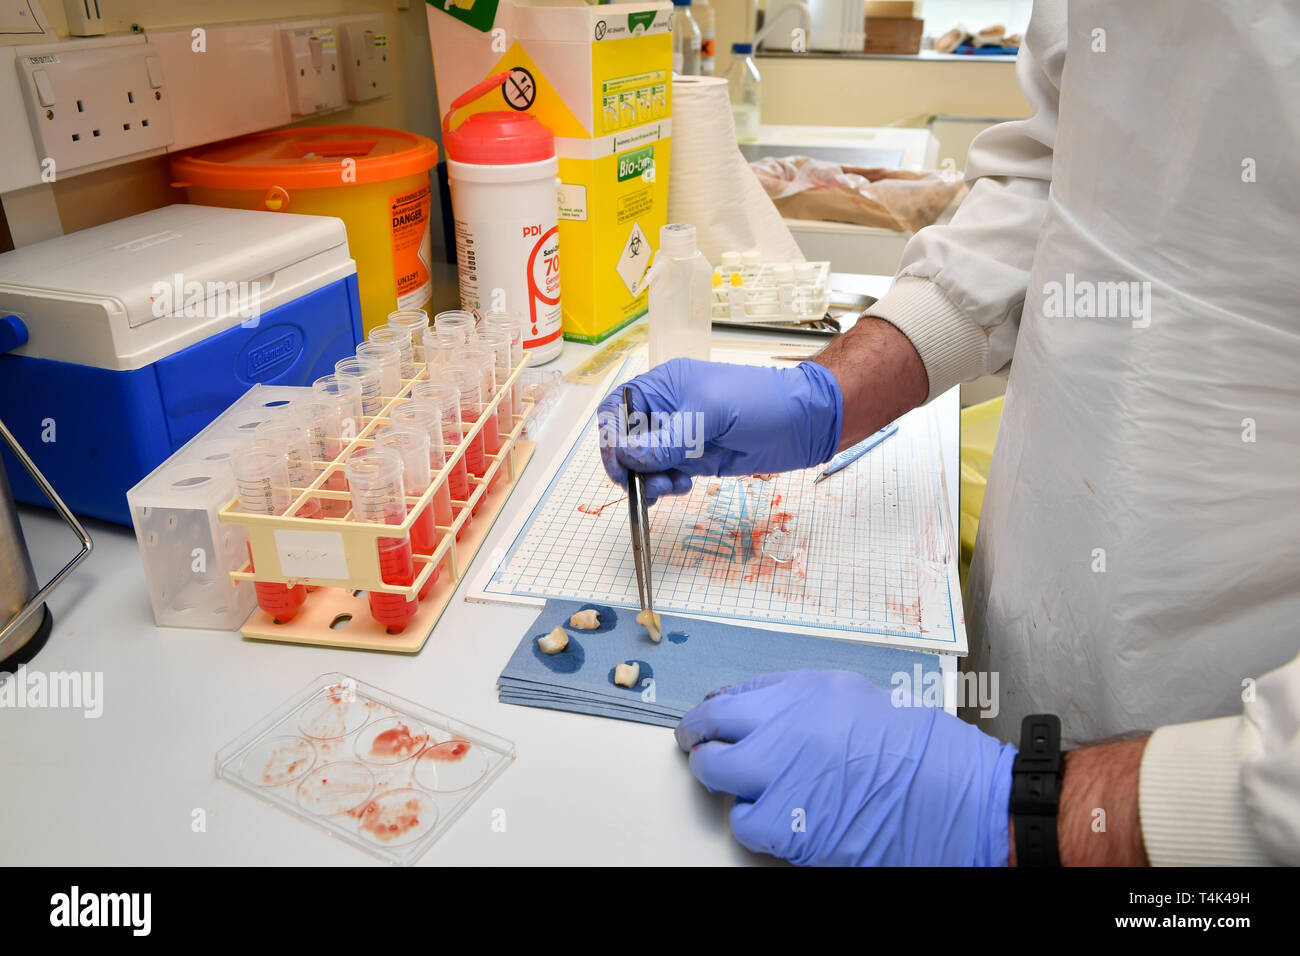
[428,0,673,342]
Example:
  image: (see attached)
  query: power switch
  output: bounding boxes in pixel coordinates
[145,54,164,88]
[32,69,56,107]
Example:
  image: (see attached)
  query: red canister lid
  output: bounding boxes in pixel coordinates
[443,110,555,165]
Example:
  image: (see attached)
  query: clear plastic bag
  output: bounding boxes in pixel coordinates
[750,155,968,233]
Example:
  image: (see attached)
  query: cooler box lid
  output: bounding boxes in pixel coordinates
[0,204,355,370]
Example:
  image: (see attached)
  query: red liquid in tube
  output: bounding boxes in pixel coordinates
[247,543,306,623]
[407,502,441,598]
[442,433,473,536]
[461,412,487,516]
[370,536,418,632]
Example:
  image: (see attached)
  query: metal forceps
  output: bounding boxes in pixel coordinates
[622,387,653,618]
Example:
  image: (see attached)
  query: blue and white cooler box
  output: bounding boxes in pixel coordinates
[0,204,362,524]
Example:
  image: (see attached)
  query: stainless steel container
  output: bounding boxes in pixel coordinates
[0,419,91,667]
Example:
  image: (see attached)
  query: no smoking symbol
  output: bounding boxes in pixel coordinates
[594,20,607,41]
[502,67,536,111]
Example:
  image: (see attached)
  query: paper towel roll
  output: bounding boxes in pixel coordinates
[667,75,804,265]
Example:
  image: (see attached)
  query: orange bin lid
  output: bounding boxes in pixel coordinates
[170,126,439,190]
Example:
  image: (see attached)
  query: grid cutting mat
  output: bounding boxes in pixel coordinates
[472,350,965,654]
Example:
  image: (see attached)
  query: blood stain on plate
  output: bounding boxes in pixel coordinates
[369,722,428,761]
[423,739,470,762]
[356,789,437,845]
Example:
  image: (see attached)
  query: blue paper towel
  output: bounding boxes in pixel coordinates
[498,599,945,727]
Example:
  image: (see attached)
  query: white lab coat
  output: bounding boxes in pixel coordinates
[866,0,1300,864]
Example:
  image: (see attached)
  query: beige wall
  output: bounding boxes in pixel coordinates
[42,0,439,237]
[706,0,1028,126]
[37,1,1027,238]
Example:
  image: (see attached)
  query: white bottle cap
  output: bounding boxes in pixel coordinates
[742,249,761,265]
[773,264,795,282]
[721,251,742,268]
[660,223,698,258]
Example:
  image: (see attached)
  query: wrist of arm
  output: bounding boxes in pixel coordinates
[810,316,929,451]
[1009,736,1150,866]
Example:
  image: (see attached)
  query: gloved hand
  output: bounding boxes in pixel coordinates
[676,669,1016,866]
[598,359,843,504]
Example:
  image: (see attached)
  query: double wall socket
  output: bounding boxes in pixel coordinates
[337,15,392,104]
[280,25,344,117]
[15,35,174,179]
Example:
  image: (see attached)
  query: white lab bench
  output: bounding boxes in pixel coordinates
[0,273,962,867]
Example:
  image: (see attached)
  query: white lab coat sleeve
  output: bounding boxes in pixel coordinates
[1139,652,1300,866]
[863,0,1066,400]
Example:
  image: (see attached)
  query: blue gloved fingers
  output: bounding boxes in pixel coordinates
[641,469,693,505]
[727,797,795,861]
[596,377,658,487]
[686,740,771,802]
[675,676,800,752]
[701,670,806,702]
[598,435,628,489]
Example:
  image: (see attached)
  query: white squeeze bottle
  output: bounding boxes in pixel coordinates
[648,223,713,367]
[442,72,563,365]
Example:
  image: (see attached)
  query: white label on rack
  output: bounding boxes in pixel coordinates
[275,529,349,580]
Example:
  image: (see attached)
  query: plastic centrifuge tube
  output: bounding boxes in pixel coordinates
[230,442,307,623]
[433,309,476,345]
[344,446,419,633]
[312,374,363,443]
[481,311,524,418]
[369,324,415,380]
[254,415,321,520]
[456,346,500,454]
[431,365,488,514]
[334,356,384,417]
[421,326,459,371]
[475,326,515,441]
[386,309,429,364]
[356,340,403,398]
[387,400,453,539]
[410,380,474,531]
[375,422,441,599]
[299,399,349,518]
[456,346,503,492]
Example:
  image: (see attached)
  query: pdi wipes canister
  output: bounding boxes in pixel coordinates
[443,73,562,364]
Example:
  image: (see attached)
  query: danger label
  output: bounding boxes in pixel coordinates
[390,184,432,310]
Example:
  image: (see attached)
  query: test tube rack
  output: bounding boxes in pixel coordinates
[710,260,831,324]
[215,353,535,653]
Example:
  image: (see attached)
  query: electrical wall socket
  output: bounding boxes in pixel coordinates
[63,0,106,37]
[337,15,392,104]
[280,25,344,116]
[15,36,174,179]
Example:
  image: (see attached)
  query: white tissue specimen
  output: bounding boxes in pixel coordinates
[636,609,662,643]
[537,626,570,654]
[569,609,601,630]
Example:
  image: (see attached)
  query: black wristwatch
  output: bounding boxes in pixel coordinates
[1010,714,1063,867]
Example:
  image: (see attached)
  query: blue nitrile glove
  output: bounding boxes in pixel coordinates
[598,358,843,504]
[675,670,1016,866]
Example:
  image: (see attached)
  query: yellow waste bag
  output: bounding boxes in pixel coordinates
[959,395,1004,589]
